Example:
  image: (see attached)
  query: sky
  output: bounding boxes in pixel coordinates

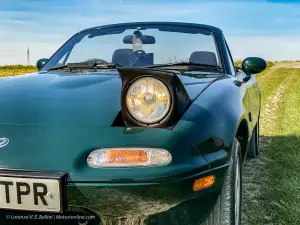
[1,0,300,65]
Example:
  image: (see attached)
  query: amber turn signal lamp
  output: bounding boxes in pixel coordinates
[193,175,215,192]
[104,149,148,163]
[87,148,172,168]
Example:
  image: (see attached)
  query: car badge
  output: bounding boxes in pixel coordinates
[0,138,9,148]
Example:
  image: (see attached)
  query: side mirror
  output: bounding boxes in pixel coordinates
[242,57,267,75]
[36,58,48,70]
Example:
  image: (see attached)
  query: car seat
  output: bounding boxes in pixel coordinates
[112,49,134,67]
[189,51,218,66]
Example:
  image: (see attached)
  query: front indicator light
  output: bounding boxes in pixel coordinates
[193,175,215,192]
[87,148,172,168]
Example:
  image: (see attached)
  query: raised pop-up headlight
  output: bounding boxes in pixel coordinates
[118,68,191,128]
[87,148,172,168]
[126,77,171,124]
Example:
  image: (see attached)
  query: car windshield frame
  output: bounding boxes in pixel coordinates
[40,23,224,73]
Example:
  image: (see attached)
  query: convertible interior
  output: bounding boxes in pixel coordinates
[111,30,218,67]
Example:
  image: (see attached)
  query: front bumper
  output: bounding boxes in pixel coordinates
[0,162,229,225]
[0,165,227,224]
[65,163,228,224]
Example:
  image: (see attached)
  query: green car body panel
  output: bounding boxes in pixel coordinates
[0,22,263,224]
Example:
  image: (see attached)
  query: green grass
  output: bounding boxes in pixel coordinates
[263,69,300,224]
[243,65,300,225]
[258,68,290,107]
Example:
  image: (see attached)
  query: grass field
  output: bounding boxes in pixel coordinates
[0,65,37,77]
[242,62,300,225]
[1,63,300,224]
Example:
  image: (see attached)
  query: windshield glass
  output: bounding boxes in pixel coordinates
[41,24,221,71]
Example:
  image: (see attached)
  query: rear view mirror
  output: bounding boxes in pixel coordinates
[123,35,155,44]
[242,57,267,75]
[36,58,48,70]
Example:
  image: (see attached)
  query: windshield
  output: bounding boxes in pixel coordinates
[41,24,221,71]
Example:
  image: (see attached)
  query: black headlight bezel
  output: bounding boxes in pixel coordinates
[118,68,191,129]
[124,75,173,125]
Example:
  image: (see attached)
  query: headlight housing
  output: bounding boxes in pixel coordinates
[125,77,171,124]
[118,68,191,129]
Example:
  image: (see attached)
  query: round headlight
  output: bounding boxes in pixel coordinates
[126,77,171,124]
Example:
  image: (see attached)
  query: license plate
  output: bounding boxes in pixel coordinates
[0,175,63,212]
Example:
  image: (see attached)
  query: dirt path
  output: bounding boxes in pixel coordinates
[270,62,300,69]
[242,63,300,224]
[242,78,290,224]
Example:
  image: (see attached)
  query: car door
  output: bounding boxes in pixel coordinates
[236,71,260,126]
[224,41,259,129]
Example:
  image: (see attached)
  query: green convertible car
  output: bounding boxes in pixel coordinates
[0,22,266,225]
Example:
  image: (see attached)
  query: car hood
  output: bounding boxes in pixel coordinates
[0,70,221,126]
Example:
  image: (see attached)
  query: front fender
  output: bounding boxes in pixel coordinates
[176,75,251,166]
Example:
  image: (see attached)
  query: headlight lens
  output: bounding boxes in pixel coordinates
[125,77,171,124]
[87,148,172,168]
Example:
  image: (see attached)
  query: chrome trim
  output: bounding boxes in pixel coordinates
[0,138,9,148]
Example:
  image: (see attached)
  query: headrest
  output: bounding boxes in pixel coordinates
[189,51,218,66]
[112,49,133,66]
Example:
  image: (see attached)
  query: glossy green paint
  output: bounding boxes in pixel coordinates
[0,71,227,182]
[66,166,227,224]
[0,71,218,126]
[242,57,267,75]
[0,22,263,224]
[36,58,48,70]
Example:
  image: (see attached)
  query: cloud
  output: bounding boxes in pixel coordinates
[1,0,300,65]
[227,36,300,60]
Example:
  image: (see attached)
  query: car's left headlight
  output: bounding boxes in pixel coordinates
[118,68,191,128]
[126,77,171,124]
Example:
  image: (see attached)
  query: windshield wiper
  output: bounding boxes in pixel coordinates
[144,62,223,71]
[48,65,69,71]
[48,62,122,72]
